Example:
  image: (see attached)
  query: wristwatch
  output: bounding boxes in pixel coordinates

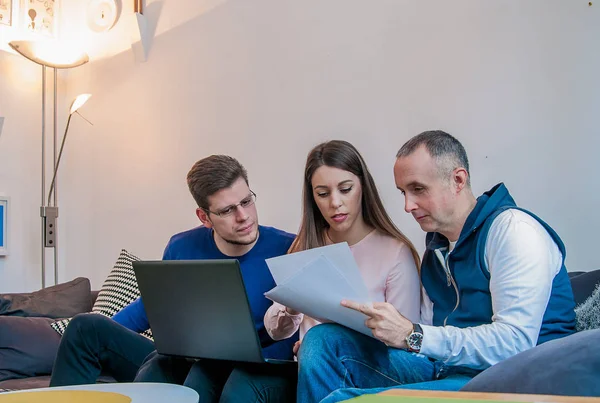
[405,323,424,352]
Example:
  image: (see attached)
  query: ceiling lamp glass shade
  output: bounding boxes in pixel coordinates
[8,40,89,69]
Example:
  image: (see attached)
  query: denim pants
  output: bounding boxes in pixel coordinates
[135,350,298,403]
[297,324,477,403]
[50,313,155,387]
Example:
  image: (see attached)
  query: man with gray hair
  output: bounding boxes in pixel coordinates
[296,130,576,403]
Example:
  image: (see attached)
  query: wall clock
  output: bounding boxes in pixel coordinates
[87,0,118,32]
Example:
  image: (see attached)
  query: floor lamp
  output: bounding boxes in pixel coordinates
[8,40,90,288]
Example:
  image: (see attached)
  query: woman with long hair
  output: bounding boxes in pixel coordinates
[264,140,422,348]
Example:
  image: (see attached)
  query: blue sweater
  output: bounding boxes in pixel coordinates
[112,225,298,359]
[421,183,576,344]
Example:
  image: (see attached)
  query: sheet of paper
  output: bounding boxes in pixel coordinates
[265,254,373,337]
[266,242,369,298]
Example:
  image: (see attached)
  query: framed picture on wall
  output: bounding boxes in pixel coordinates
[23,0,58,37]
[0,196,7,256]
[0,0,12,26]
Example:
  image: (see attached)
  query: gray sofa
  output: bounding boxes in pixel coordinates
[1,271,598,393]
[0,278,101,390]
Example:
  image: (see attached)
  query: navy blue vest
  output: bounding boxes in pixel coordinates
[421,183,576,345]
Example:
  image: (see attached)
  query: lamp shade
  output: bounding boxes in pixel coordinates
[8,40,89,69]
[70,94,92,115]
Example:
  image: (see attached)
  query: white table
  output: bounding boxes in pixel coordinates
[2,383,199,403]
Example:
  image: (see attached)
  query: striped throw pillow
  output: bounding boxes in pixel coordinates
[50,249,153,340]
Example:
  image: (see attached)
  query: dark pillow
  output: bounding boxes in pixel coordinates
[461,329,600,396]
[0,316,61,381]
[570,269,600,305]
[0,277,91,319]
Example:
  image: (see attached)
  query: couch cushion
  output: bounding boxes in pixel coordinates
[569,269,600,306]
[461,329,600,396]
[0,277,92,319]
[51,250,153,340]
[0,317,61,382]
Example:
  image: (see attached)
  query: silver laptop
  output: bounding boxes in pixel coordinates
[133,259,295,364]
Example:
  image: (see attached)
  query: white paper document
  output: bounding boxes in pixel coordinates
[265,243,374,337]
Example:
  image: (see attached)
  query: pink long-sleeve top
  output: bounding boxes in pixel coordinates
[264,229,421,341]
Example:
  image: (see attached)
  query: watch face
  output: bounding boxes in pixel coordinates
[407,332,423,350]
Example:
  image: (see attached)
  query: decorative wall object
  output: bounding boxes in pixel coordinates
[0,0,12,26]
[23,0,57,37]
[86,0,118,32]
[0,196,8,256]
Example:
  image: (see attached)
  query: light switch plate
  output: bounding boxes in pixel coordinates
[0,117,4,138]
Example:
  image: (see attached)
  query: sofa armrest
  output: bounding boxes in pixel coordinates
[0,277,92,318]
[462,329,600,396]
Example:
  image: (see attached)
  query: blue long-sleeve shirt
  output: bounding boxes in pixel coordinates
[112,225,298,359]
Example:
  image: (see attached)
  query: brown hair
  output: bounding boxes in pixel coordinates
[290,140,421,272]
[186,155,248,209]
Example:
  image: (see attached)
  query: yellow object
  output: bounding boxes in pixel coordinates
[0,390,132,403]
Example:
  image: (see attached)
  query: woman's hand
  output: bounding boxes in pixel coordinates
[293,340,302,355]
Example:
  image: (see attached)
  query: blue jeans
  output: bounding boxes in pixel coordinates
[50,313,155,386]
[297,324,477,403]
[135,351,297,403]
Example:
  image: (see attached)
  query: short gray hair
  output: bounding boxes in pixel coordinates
[396,130,470,186]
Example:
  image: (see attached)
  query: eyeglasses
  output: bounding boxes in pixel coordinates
[204,191,257,218]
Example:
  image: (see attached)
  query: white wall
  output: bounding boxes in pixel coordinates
[1,0,599,291]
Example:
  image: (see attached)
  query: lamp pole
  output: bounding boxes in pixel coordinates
[53,67,59,285]
[41,65,46,289]
[40,66,60,289]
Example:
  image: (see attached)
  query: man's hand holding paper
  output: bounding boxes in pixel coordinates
[341,299,412,348]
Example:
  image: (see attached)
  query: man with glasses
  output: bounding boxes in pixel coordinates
[50,155,298,402]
